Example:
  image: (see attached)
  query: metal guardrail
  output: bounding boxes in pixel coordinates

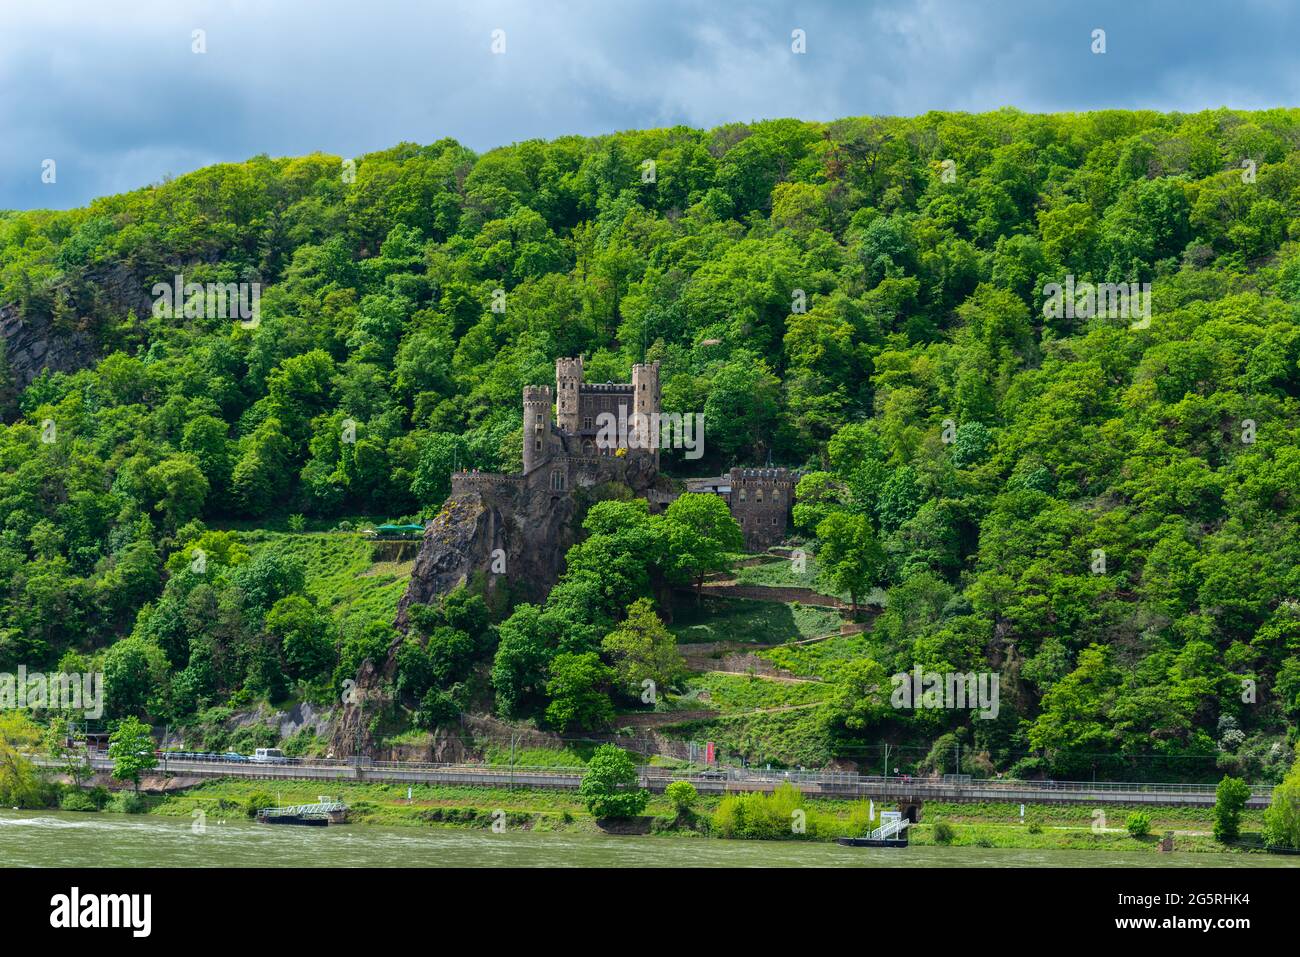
[259,801,346,818]
[870,815,910,841]
[37,752,1276,801]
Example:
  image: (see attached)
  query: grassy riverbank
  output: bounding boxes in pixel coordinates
[135,778,1272,855]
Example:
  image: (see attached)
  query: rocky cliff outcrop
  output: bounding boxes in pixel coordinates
[0,303,97,403]
[1,263,157,410]
[396,452,662,628]
[393,484,575,628]
[331,452,665,757]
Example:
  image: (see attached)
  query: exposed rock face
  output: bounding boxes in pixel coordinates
[1,263,158,410]
[331,658,383,759]
[395,451,662,628]
[375,727,471,763]
[272,701,335,741]
[331,451,664,757]
[0,303,97,401]
[392,485,577,629]
[154,702,337,750]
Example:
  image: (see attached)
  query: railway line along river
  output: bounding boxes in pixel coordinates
[3,810,1297,867]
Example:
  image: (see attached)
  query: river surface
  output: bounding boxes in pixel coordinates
[2,810,1296,867]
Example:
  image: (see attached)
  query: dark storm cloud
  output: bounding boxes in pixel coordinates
[2,0,1298,210]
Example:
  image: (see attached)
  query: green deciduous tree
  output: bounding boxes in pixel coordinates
[0,712,44,807]
[1263,756,1300,849]
[578,744,648,819]
[1213,775,1251,843]
[815,511,887,612]
[107,716,157,793]
[544,652,615,731]
[600,598,684,697]
[664,492,744,597]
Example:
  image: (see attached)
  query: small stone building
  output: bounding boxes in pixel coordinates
[684,467,797,551]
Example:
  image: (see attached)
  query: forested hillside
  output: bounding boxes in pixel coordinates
[2,109,1298,779]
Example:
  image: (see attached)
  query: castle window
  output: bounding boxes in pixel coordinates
[583,416,592,431]
[551,471,566,491]
[756,490,763,503]
[739,489,746,501]
[773,488,781,501]
[535,439,543,451]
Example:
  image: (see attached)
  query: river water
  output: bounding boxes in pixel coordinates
[2,810,1296,867]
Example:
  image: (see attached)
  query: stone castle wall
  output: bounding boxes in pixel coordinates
[728,467,796,551]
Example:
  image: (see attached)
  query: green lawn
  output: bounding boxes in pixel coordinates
[137,780,1263,853]
[481,745,592,768]
[732,556,888,607]
[759,634,876,681]
[238,530,411,628]
[667,708,835,768]
[669,597,842,645]
[674,672,830,713]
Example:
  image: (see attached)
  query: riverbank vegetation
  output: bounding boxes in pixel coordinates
[89,777,1275,854]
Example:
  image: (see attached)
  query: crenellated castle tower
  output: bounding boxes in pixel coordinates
[631,360,661,468]
[522,384,553,474]
[555,356,584,435]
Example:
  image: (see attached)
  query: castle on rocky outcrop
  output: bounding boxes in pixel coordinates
[397,358,796,626]
[347,358,798,756]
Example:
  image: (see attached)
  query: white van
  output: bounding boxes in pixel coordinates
[251,748,286,764]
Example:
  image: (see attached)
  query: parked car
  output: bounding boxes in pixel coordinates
[694,769,729,780]
[222,752,249,763]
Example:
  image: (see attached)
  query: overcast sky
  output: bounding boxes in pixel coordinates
[2,0,1297,210]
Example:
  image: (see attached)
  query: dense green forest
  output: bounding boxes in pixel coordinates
[2,109,1299,780]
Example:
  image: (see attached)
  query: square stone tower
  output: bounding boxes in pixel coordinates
[555,356,584,434]
[522,384,553,474]
[631,360,661,467]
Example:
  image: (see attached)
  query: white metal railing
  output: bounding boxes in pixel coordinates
[258,801,346,818]
[38,752,1275,799]
[869,815,910,841]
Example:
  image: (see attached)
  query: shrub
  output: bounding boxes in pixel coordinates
[578,745,648,820]
[1263,755,1300,848]
[108,791,146,814]
[1126,811,1152,838]
[846,800,875,837]
[59,789,100,812]
[245,792,275,818]
[932,820,956,844]
[665,781,698,816]
[281,727,318,758]
[1026,821,1042,834]
[414,687,461,730]
[1214,775,1251,842]
[712,782,817,840]
[226,724,279,755]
